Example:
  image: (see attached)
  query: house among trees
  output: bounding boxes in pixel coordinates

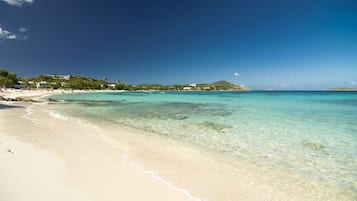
[107,83,116,89]
[13,81,27,89]
[47,74,70,80]
[36,81,49,88]
[1,68,250,91]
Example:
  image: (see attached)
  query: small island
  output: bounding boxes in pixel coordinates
[329,88,357,91]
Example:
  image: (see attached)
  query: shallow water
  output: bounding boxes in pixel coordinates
[48,91,357,199]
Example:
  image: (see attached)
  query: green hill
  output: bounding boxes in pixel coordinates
[210,80,250,91]
[211,80,237,87]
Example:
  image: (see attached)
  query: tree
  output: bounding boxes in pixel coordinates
[0,76,14,87]
[8,73,17,81]
[115,83,125,90]
[51,81,62,89]
[0,69,17,88]
[34,75,53,82]
[0,69,9,77]
[123,84,133,91]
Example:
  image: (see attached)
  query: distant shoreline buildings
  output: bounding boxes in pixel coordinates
[1,69,250,91]
[46,74,71,80]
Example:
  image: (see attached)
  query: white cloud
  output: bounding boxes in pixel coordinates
[347,80,356,86]
[234,72,240,77]
[0,26,18,40]
[0,25,27,40]
[7,34,17,39]
[19,27,27,32]
[1,0,34,6]
[343,80,356,86]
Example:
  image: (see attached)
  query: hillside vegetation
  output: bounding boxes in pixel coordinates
[0,68,250,91]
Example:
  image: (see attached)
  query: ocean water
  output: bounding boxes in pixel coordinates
[47,91,357,199]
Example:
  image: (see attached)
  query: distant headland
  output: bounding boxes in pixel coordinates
[0,69,250,91]
[329,88,357,91]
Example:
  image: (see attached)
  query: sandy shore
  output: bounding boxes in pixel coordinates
[0,88,115,101]
[0,90,277,201]
[0,91,199,201]
[0,88,62,100]
[1,89,348,201]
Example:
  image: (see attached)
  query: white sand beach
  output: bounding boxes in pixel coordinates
[0,90,199,201]
[0,90,276,201]
[1,90,350,201]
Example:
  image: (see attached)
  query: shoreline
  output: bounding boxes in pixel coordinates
[0,90,275,201]
[0,88,119,101]
[0,101,201,201]
[1,90,355,200]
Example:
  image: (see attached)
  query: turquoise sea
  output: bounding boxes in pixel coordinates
[48,91,357,199]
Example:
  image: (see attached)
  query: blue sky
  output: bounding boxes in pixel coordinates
[0,0,356,89]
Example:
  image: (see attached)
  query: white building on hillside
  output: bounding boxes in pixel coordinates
[47,74,70,80]
[36,81,49,88]
[107,84,116,89]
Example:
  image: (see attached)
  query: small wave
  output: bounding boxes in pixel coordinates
[121,154,203,201]
[48,111,69,120]
[21,106,43,124]
[47,110,97,129]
